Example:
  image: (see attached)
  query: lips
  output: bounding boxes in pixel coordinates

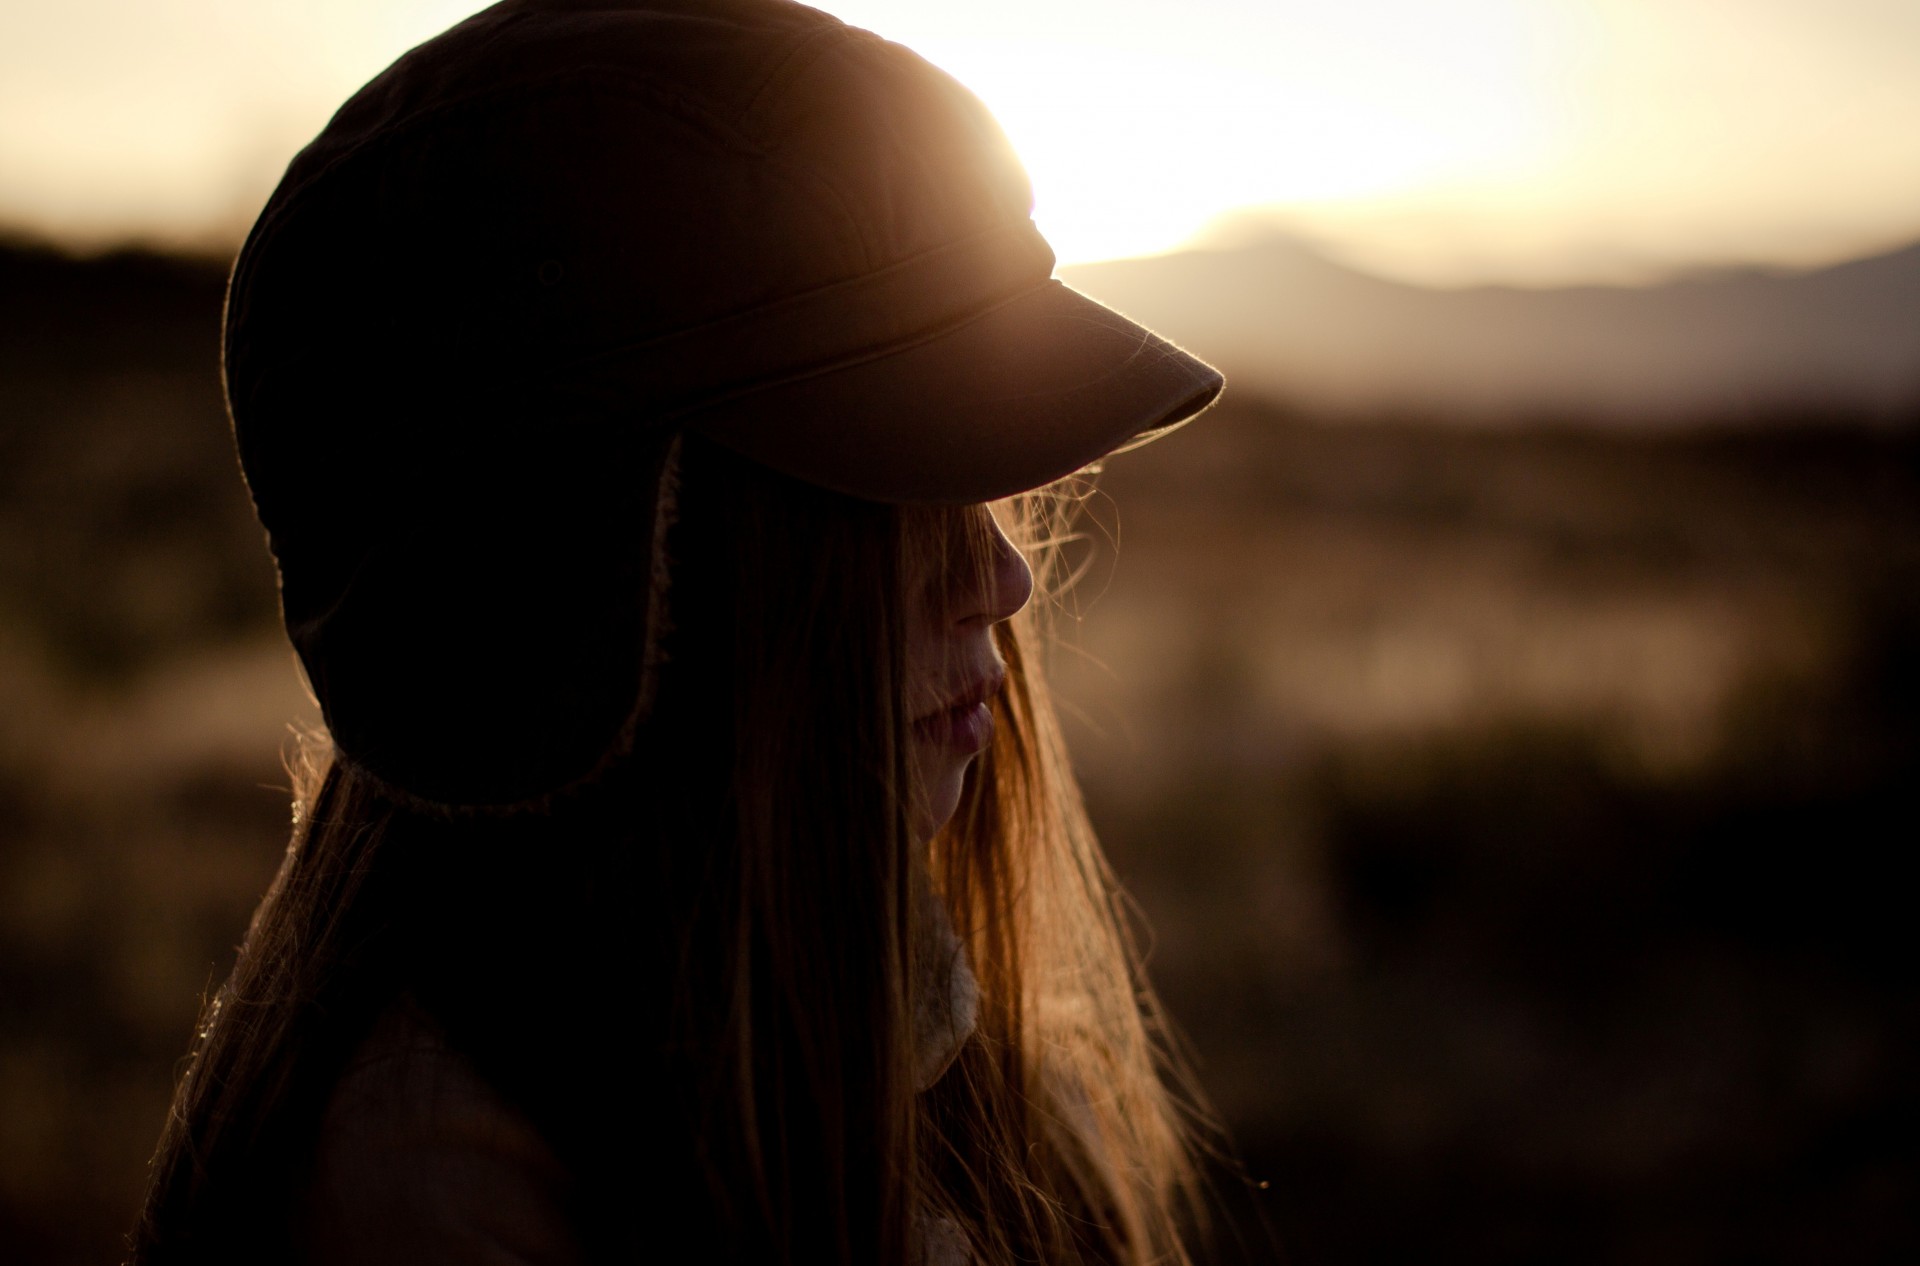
[910,672,1006,753]
[914,668,1006,726]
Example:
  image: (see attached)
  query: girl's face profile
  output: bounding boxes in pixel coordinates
[904,505,1034,845]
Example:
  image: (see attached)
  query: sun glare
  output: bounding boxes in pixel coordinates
[850,0,1568,265]
[913,40,1476,265]
[4,0,1916,279]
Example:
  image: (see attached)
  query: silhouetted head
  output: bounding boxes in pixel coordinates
[219,0,1221,812]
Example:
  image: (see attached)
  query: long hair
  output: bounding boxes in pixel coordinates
[131,432,1204,1265]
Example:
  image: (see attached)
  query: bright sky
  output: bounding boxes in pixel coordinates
[2,0,1918,284]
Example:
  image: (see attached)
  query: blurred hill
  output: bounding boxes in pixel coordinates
[0,239,274,681]
[1063,234,1920,424]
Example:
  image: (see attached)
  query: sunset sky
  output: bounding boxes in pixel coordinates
[2,0,1917,284]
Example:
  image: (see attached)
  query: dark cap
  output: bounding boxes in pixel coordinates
[226,0,1224,807]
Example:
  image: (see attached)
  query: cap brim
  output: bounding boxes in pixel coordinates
[682,279,1224,504]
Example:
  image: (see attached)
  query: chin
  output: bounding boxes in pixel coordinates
[913,760,974,846]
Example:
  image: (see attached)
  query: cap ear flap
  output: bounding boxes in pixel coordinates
[305,423,682,818]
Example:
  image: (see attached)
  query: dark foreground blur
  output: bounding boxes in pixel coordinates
[2,240,1915,1264]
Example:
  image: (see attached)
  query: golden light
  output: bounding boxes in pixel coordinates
[907,39,1538,266]
[844,0,1572,265]
[1,0,1916,280]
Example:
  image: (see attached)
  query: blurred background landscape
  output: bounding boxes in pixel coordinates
[2,1,1918,1263]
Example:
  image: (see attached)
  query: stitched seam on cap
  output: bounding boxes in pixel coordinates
[556,220,1049,373]
[658,277,1059,421]
[738,23,849,128]
[739,24,877,272]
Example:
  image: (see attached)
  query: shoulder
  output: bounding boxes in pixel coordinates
[297,994,585,1266]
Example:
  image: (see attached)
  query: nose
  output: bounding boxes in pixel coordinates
[970,514,1033,626]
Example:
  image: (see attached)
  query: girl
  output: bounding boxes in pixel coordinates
[132,1,1223,1263]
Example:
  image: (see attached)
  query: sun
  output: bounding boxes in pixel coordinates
[872,1,1567,266]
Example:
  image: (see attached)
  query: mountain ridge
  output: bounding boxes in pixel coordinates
[1062,235,1920,425]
